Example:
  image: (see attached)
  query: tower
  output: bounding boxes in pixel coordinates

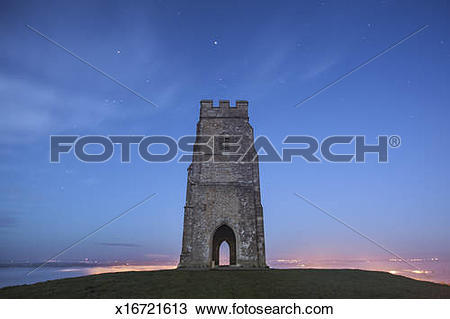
[178,100,267,269]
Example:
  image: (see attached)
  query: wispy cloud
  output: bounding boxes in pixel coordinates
[98,242,141,248]
[300,57,338,80]
[0,73,119,144]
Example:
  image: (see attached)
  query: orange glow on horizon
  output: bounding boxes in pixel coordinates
[56,257,449,286]
[86,264,177,275]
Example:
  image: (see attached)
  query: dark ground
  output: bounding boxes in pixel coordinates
[1,269,449,298]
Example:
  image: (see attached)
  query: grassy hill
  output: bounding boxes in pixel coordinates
[0,269,449,298]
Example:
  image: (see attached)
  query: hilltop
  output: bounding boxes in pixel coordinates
[1,269,449,298]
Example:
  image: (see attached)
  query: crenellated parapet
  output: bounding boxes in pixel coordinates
[200,100,248,119]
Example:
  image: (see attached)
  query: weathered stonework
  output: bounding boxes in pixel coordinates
[178,100,267,269]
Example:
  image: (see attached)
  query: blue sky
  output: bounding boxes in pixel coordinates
[0,0,449,264]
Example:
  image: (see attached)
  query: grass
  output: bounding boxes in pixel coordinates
[0,268,449,298]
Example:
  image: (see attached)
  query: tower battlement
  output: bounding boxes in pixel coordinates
[200,99,248,119]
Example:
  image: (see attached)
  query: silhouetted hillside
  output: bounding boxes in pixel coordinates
[1,269,449,298]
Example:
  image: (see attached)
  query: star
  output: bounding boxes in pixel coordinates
[213,40,218,46]
[116,50,121,54]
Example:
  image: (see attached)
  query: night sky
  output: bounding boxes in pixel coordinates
[0,0,449,266]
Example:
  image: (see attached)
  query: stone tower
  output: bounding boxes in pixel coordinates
[178,100,267,269]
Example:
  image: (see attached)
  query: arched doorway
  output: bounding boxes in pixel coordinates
[212,224,236,267]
